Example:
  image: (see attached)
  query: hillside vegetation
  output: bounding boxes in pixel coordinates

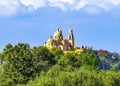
[0,43,120,86]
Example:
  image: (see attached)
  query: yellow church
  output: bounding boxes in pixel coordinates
[44,28,107,54]
[44,28,74,51]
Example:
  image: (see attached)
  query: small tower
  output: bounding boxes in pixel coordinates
[59,30,63,40]
[68,29,74,47]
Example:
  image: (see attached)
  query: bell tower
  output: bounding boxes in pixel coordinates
[59,30,63,40]
[68,29,74,47]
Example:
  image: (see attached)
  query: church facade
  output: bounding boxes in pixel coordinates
[44,28,74,51]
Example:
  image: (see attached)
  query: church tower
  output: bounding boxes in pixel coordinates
[68,29,74,47]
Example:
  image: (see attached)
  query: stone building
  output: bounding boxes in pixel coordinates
[96,49,108,56]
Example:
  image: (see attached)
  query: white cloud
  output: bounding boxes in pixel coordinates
[0,0,19,17]
[71,0,120,13]
[0,0,120,17]
[48,0,75,5]
[0,0,35,17]
[48,0,75,11]
[0,0,18,6]
[72,0,87,10]
[20,0,46,10]
[49,2,67,11]
[105,0,120,5]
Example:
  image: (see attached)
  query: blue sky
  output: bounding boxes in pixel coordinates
[0,0,120,52]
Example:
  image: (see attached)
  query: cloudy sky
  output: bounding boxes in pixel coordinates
[0,0,120,52]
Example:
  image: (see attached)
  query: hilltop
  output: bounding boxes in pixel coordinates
[0,43,120,86]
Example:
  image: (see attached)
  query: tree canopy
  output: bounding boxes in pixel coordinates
[0,43,120,86]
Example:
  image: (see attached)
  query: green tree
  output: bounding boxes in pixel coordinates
[32,46,55,74]
[50,47,63,57]
[57,52,81,71]
[77,50,99,69]
[0,43,34,86]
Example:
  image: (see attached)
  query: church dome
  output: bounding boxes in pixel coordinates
[53,28,63,40]
[54,29,60,36]
[47,36,53,43]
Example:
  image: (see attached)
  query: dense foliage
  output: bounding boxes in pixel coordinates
[0,43,120,86]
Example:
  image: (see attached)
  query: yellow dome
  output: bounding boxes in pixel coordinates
[47,36,53,43]
[53,28,63,40]
[53,29,60,37]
